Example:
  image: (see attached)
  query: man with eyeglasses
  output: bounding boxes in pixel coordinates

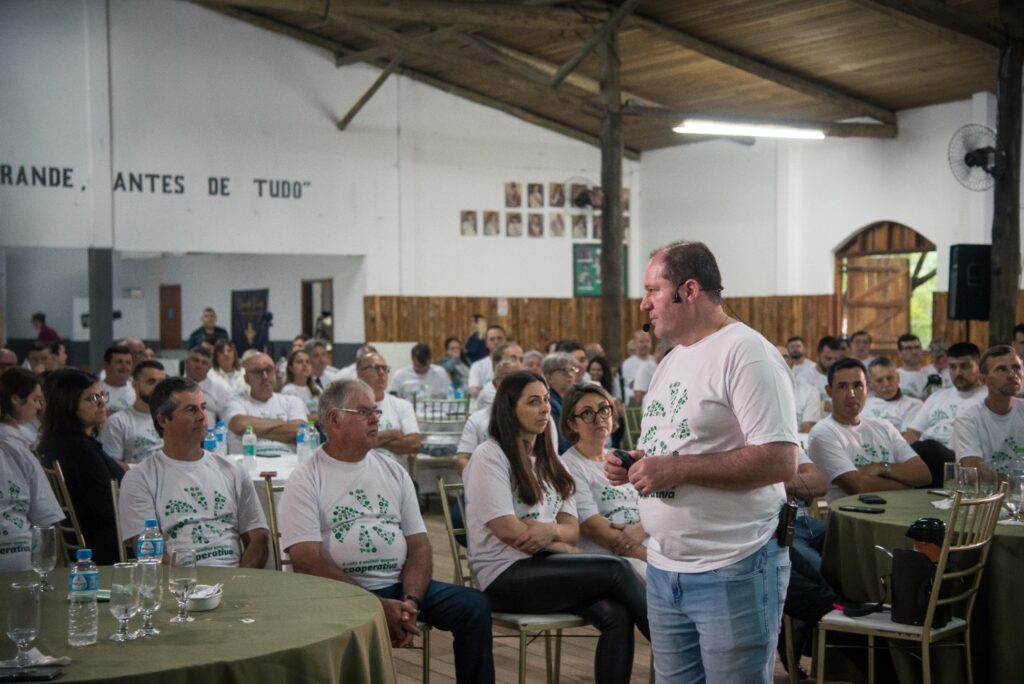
[279,379,494,683]
[896,333,929,399]
[541,352,578,454]
[225,352,306,455]
[357,352,421,470]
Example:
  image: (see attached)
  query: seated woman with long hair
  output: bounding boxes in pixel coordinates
[39,368,124,565]
[464,371,649,684]
[559,383,647,575]
[0,367,44,450]
[211,339,247,398]
[279,349,320,420]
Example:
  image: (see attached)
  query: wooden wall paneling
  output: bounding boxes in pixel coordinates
[932,291,1024,351]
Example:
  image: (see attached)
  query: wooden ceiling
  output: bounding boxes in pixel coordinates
[195,0,1004,156]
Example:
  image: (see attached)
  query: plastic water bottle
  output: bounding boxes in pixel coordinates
[242,425,258,476]
[203,428,216,453]
[68,548,98,646]
[447,384,456,400]
[136,518,164,560]
[215,420,228,456]
[306,421,320,452]
[296,429,308,463]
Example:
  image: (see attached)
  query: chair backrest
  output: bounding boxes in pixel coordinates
[622,406,642,450]
[922,486,1005,636]
[437,479,472,588]
[110,478,130,563]
[261,472,291,571]
[42,461,86,566]
[414,398,470,426]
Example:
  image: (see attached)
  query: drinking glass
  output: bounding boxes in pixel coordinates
[956,465,979,499]
[135,559,163,637]
[168,549,197,624]
[6,582,40,667]
[109,562,140,642]
[30,525,58,592]
[1006,476,1024,522]
[943,463,958,498]
[978,470,998,497]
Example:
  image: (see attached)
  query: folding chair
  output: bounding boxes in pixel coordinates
[42,461,86,566]
[439,479,588,684]
[816,486,1005,684]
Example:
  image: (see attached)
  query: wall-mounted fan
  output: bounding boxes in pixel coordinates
[948,124,998,191]
[564,176,598,208]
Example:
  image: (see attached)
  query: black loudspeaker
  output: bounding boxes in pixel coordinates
[948,244,990,321]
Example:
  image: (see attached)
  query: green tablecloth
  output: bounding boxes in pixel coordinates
[0,566,396,683]
[822,489,1023,683]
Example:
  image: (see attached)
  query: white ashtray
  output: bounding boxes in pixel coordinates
[187,585,223,611]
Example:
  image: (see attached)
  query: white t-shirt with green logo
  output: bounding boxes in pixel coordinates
[952,398,1024,474]
[98,406,163,464]
[863,394,923,432]
[906,385,986,445]
[808,414,919,502]
[225,392,307,455]
[0,440,63,572]
[375,394,420,468]
[118,450,267,566]
[561,446,640,555]
[465,439,578,591]
[277,448,426,591]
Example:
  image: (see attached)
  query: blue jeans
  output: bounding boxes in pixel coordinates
[647,539,791,684]
[374,580,494,684]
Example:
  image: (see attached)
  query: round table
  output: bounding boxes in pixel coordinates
[0,566,395,683]
[822,489,1023,683]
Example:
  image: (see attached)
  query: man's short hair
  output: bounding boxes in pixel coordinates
[850,330,871,343]
[490,341,521,365]
[947,342,980,361]
[523,350,543,363]
[786,336,804,345]
[132,360,164,379]
[897,333,921,350]
[541,352,576,376]
[411,343,431,365]
[104,344,131,363]
[32,312,46,324]
[817,336,843,354]
[203,307,216,315]
[1013,324,1024,338]
[29,340,50,355]
[868,356,895,372]
[188,345,212,359]
[979,344,1016,373]
[486,325,506,336]
[929,338,949,355]
[653,241,724,302]
[827,357,867,387]
[304,338,329,353]
[555,340,583,353]
[318,378,373,419]
[150,377,199,437]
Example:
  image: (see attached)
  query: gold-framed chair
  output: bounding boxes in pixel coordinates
[413,397,470,507]
[438,479,588,684]
[622,406,642,451]
[110,478,131,563]
[815,486,1005,684]
[42,461,86,566]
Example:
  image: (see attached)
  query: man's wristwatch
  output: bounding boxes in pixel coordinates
[404,594,422,609]
[882,462,892,475]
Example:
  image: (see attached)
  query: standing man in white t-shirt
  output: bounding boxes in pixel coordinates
[896,333,930,399]
[807,358,930,503]
[357,352,421,469]
[277,379,494,683]
[953,345,1024,477]
[605,240,798,684]
[100,344,136,415]
[225,352,307,455]
[98,360,166,467]
[904,342,986,487]
[466,325,507,398]
[119,377,268,567]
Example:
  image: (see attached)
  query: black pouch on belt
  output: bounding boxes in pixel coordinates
[776,500,798,547]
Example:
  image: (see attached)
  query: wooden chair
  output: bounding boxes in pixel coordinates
[816,487,1005,684]
[42,461,86,566]
[438,479,588,684]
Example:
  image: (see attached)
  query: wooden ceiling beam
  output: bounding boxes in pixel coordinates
[550,0,641,88]
[334,26,465,67]
[617,8,897,125]
[851,0,1006,50]
[337,53,400,130]
[201,3,346,53]
[625,105,897,139]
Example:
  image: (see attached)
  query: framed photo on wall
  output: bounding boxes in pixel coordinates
[573,244,628,297]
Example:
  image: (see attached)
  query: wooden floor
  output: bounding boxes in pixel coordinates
[392,507,818,684]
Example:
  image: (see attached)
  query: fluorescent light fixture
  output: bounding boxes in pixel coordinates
[673,119,825,140]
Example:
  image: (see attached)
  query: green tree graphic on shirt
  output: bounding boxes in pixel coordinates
[164,486,235,545]
[639,382,689,454]
[1,480,29,536]
[853,443,891,467]
[331,489,399,554]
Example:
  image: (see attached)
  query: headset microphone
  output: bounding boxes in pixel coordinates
[642,323,651,333]
[672,292,683,304]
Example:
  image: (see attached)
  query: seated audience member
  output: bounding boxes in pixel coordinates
[455,359,521,473]
[100,344,136,414]
[896,333,929,398]
[26,341,56,374]
[278,379,494,683]
[476,342,524,411]
[304,338,339,389]
[0,369,62,572]
[922,338,952,390]
[467,325,507,398]
[903,342,986,486]
[848,330,875,366]
[439,336,470,389]
[586,355,623,402]
[279,349,321,419]
[335,343,378,380]
[389,343,452,401]
[541,352,579,454]
[182,346,228,423]
[119,377,268,567]
[522,349,544,374]
[1012,323,1024,360]
[807,336,844,412]
[211,339,248,398]
[98,360,167,467]
[863,357,923,430]
[584,342,605,361]
[632,340,671,408]
[620,329,653,405]
[777,345,820,432]
[559,384,646,572]
[226,352,306,456]
[464,371,649,684]
[0,349,18,374]
[119,338,147,368]
[787,336,816,383]
[277,335,306,385]
[187,307,229,349]
[808,358,930,503]
[357,353,421,468]
[31,312,61,344]
[40,369,125,565]
[50,341,68,370]
[556,340,589,380]
[953,345,1024,477]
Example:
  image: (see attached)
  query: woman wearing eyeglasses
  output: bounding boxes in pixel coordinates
[464,371,649,684]
[559,384,647,575]
[39,368,125,565]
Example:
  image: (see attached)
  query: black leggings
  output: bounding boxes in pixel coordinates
[485,553,649,684]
